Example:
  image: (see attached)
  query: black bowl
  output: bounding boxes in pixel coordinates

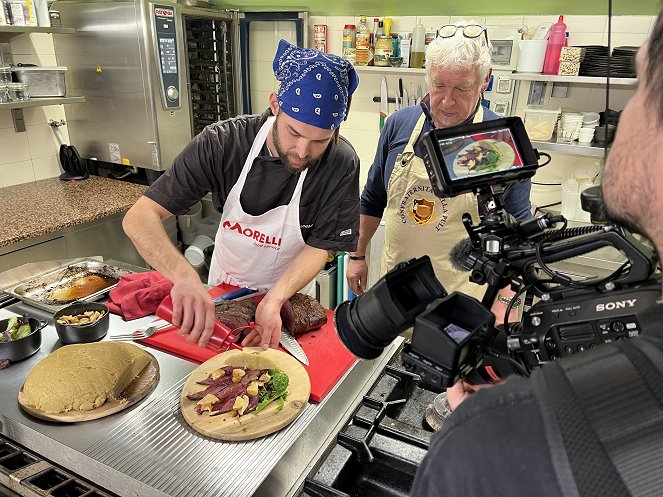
[53,302,110,344]
[0,317,46,362]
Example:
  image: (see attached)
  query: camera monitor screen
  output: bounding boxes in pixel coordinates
[421,117,540,197]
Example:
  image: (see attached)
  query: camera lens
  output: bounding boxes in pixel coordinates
[334,257,447,359]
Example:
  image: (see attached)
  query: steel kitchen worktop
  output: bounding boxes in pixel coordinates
[0,304,398,497]
[0,176,146,248]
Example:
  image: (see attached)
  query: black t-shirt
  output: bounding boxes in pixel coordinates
[410,303,663,497]
[145,111,360,252]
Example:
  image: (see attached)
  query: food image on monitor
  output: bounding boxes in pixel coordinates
[452,139,516,177]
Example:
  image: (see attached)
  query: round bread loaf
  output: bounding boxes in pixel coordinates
[22,342,151,414]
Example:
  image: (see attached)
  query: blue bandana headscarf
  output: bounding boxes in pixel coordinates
[273,39,359,130]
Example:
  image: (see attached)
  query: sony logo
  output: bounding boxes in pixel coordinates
[596,299,637,312]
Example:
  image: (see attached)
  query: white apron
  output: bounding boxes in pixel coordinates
[209,116,315,295]
[380,109,485,300]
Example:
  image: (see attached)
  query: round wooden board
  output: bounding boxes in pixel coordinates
[180,347,310,441]
[18,353,160,423]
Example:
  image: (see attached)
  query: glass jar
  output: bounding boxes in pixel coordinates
[374,36,393,66]
[342,24,356,63]
[0,84,8,103]
[7,82,29,101]
[0,67,11,84]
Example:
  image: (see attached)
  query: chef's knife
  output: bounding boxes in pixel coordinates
[280,327,309,365]
[380,76,388,132]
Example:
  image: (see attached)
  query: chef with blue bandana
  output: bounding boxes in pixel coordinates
[123,40,360,350]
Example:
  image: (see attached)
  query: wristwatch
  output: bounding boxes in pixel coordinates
[497,294,522,307]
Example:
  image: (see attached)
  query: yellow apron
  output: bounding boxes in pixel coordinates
[381,109,486,300]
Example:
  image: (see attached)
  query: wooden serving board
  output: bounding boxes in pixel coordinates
[18,354,160,423]
[180,347,310,441]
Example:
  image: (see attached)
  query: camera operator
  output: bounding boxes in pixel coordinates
[410,13,663,497]
[346,22,532,304]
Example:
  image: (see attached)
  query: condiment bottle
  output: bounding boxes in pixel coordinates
[355,15,373,66]
[383,17,392,37]
[410,22,426,69]
[543,15,567,75]
[374,36,393,66]
[342,24,356,64]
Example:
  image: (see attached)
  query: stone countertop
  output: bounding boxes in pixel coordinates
[0,176,147,248]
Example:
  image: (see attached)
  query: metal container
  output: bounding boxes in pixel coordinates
[0,317,47,362]
[4,260,131,313]
[12,66,67,97]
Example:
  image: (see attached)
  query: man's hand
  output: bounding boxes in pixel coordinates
[446,379,497,411]
[170,278,216,347]
[346,258,368,295]
[241,297,283,349]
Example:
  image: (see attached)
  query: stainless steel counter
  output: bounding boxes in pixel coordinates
[0,305,399,497]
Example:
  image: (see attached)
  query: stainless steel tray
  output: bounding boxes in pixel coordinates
[4,260,131,313]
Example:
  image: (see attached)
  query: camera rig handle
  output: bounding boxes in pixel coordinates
[461,185,657,302]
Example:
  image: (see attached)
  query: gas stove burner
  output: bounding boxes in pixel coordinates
[424,392,452,432]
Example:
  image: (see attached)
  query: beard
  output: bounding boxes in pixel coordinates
[272,115,320,173]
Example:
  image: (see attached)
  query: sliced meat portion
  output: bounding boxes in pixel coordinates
[214,301,256,330]
[187,377,233,401]
[196,366,245,385]
[281,293,327,334]
[212,383,248,414]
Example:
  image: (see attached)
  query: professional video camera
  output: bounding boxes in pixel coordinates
[335,116,660,392]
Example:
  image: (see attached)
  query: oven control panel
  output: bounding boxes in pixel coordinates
[153,4,180,109]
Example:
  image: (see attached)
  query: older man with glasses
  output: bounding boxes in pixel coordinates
[346,22,532,304]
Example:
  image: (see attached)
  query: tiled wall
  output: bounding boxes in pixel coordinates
[0,33,69,187]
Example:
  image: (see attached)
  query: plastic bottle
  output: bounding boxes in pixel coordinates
[383,17,392,37]
[542,15,567,75]
[410,22,426,69]
[342,24,356,64]
[355,16,373,66]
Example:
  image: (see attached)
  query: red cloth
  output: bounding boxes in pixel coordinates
[106,271,173,321]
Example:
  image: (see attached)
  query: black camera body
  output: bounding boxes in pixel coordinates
[335,116,660,391]
[402,292,496,392]
[508,282,661,367]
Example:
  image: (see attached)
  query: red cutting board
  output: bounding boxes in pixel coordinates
[143,284,356,402]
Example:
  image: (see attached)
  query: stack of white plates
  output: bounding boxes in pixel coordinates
[560,112,584,141]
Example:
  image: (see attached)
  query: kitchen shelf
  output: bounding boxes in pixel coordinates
[509,73,638,86]
[354,66,426,76]
[0,26,75,43]
[532,138,608,157]
[0,96,85,110]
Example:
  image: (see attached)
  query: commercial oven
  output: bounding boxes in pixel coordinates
[51,0,242,174]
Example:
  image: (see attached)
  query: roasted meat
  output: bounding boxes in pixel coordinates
[214,301,256,330]
[280,293,327,334]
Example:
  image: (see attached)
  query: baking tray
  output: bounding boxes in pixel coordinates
[4,260,131,313]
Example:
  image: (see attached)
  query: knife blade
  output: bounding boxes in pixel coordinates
[380,76,388,132]
[280,327,309,365]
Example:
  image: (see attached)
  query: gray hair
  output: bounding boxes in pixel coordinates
[425,21,492,86]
